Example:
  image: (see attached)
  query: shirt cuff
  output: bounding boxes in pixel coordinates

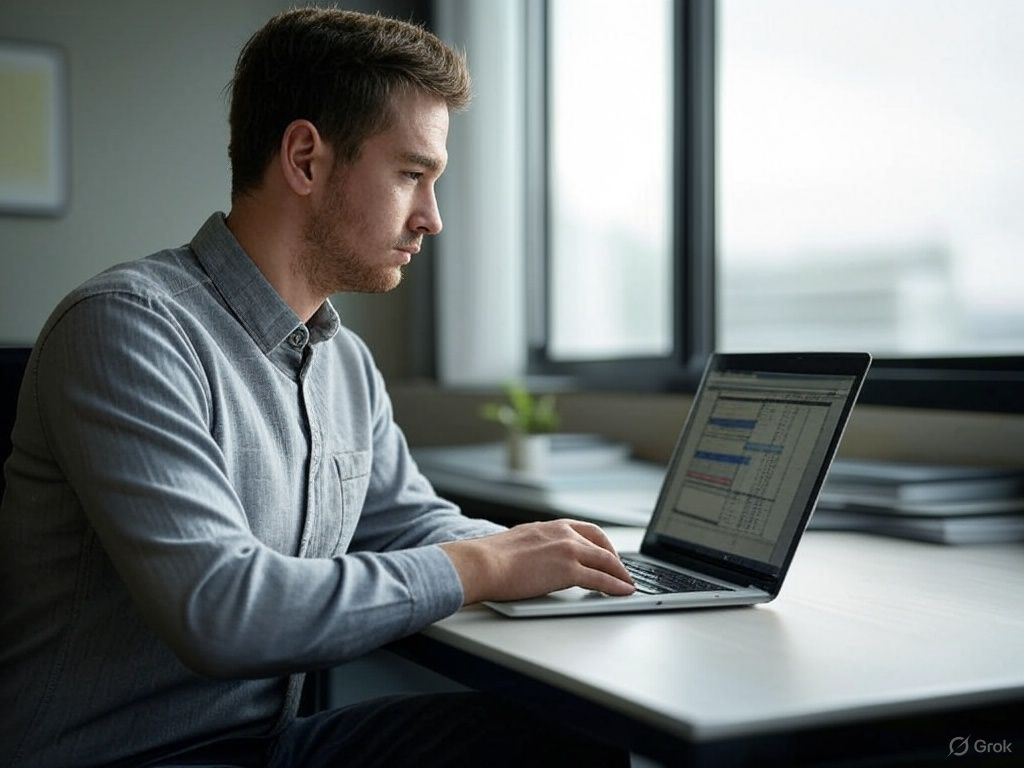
[400,544,467,632]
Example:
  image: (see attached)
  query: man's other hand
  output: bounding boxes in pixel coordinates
[439,520,636,605]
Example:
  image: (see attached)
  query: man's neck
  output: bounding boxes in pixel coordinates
[225,196,323,323]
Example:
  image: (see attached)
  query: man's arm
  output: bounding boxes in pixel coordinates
[342,335,634,603]
[344,334,505,552]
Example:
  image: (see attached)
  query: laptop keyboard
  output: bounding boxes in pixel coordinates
[622,558,734,595]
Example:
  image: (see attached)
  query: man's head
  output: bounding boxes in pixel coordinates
[229,8,470,199]
[227,8,470,297]
[299,86,449,294]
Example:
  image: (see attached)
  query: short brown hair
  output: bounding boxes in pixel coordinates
[228,8,471,198]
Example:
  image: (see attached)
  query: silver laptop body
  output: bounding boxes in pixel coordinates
[485,352,871,618]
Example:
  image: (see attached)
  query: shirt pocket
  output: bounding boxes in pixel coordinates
[327,449,371,556]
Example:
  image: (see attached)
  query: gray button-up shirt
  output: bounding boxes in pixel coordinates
[0,213,503,768]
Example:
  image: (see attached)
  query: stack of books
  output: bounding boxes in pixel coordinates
[811,459,1024,544]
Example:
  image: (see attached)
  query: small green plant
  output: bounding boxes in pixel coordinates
[480,382,560,434]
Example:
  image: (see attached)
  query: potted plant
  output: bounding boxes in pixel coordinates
[480,382,560,473]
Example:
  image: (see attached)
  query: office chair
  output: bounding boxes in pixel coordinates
[0,347,32,500]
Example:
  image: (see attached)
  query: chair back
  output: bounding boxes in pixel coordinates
[1,347,32,499]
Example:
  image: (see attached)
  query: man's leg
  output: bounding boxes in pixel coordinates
[266,691,629,767]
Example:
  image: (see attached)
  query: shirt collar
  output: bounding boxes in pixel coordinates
[189,213,340,355]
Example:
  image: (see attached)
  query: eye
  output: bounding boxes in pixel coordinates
[402,171,423,182]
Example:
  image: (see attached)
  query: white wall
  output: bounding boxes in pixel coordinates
[0,0,418,375]
[0,0,280,343]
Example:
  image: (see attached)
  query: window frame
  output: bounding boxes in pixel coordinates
[526,0,1024,414]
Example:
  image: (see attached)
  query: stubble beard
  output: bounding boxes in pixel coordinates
[299,175,403,296]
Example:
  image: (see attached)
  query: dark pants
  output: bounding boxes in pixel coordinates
[160,692,629,767]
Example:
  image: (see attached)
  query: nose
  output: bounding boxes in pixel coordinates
[410,185,443,236]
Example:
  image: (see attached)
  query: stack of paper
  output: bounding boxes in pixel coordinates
[811,459,1024,544]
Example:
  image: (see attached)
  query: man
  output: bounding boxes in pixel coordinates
[0,8,634,767]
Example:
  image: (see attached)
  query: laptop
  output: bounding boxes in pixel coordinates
[485,352,872,618]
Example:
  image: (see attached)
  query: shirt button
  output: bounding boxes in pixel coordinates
[289,331,306,348]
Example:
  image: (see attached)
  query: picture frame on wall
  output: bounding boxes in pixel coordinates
[0,40,69,216]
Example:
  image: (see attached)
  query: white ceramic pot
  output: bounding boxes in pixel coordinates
[506,432,550,474]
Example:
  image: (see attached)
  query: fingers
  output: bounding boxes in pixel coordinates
[566,520,619,555]
[575,566,637,596]
[530,520,635,593]
[556,519,633,587]
[571,533,634,592]
[445,519,636,603]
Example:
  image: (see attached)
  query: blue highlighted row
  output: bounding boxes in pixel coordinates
[695,450,751,465]
[745,442,783,454]
[710,418,757,430]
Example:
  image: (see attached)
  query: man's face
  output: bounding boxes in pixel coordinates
[300,89,449,295]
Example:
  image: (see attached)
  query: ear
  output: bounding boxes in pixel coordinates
[278,119,331,197]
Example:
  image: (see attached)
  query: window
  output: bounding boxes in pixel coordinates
[546,0,674,361]
[719,0,1024,357]
[529,0,1024,411]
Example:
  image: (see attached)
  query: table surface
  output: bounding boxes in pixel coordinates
[422,527,1024,742]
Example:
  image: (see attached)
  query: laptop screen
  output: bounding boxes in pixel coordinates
[646,363,861,577]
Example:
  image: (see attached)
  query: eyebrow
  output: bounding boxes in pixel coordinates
[399,151,445,173]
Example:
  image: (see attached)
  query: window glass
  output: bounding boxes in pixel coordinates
[719,0,1024,355]
[547,0,674,360]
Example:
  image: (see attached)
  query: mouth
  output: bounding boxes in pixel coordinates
[394,244,420,265]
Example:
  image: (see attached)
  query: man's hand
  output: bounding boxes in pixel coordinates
[439,519,635,605]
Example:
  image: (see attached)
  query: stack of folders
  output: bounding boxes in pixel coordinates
[810,459,1024,544]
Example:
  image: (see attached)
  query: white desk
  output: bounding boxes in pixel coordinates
[396,528,1024,764]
